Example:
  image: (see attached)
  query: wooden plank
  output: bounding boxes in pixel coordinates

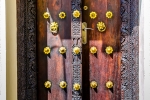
[47,23,72,100]
[38,0,72,100]
[82,0,121,99]
[46,0,72,100]
[37,0,48,100]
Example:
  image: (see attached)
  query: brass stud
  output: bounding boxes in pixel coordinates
[97,21,106,32]
[44,81,51,88]
[43,12,50,19]
[59,47,67,54]
[43,47,51,54]
[59,81,67,89]
[105,46,113,54]
[90,81,98,88]
[59,12,66,19]
[83,6,88,10]
[106,11,113,18]
[90,46,97,54]
[73,10,80,18]
[73,47,80,55]
[73,83,80,90]
[106,81,113,89]
[90,11,97,19]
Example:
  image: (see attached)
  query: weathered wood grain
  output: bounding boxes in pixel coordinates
[82,0,121,100]
[37,0,72,100]
[37,0,47,100]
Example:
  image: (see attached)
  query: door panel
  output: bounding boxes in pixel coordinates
[37,0,72,100]
[37,0,121,99]
[46,0,72,100]
[82,0,121,100]
[37,0,47,100]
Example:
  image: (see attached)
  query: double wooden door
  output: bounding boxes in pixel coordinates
[37,0,121,100]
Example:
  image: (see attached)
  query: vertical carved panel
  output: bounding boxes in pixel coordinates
[71,0,82,100]
[120,0,139,99]
[17,0,37,100]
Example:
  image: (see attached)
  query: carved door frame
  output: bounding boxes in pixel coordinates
[17,0,139,100]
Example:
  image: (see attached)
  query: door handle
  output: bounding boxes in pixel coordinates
[82,22,94,44]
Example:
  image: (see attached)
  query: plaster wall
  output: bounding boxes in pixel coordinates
[6,0,17,100]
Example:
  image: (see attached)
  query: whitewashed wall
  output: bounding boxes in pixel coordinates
[6,0,17,100]
[139,0,144,99]
[140,0,150,100]
[0,0,6,100]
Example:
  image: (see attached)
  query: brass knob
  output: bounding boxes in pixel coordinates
[90,11,97,19]
[73,10,80,18]
[106,81,113,89]
[90,46,97,54]
[83,6,88,10]
[105,46,113,54]
[73,83,80,90]
[59,81,67,89]
[43,12,50,19]
[44,81,51,88]
[90,81,98,88]
[50,22,58,33]
[73,47,80,55]
[43,47,51,54]
[59,12,66,19]
[59,47,66,54]
[106,11,113,19]
[97,22,106,32]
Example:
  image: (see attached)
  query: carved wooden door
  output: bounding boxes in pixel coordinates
[37,0,121,100]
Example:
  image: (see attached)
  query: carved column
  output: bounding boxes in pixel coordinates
[71,0,82,99]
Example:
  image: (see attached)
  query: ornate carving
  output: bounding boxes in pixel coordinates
[17,0,139,99]
[120,0,139,100]
[17,0,37,100]
[71,0,82,100]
